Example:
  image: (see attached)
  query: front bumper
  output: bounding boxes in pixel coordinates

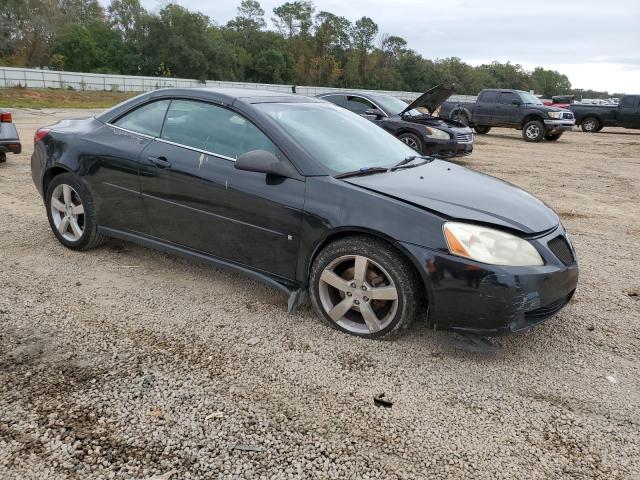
[399,225,579,335]
[423,129,474,158]
[544,119,575,132]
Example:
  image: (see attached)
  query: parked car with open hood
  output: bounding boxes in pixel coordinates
[0,109,21,163]
[31,88,578,339]
[317,84,474,157]
[441,89,575,142]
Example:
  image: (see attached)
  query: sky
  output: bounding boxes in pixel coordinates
[120,0,640,93]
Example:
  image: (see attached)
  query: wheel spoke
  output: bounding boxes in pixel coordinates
[69,218,82,238]
[320,270,349,292]
[71,203,84,215]
[368,285,398,301]
[328,297,354,321]
[360,302,382,333]
[353,255,368,285]
[51,198,66,212]
[62,184,72,206]
[57,216,69,234]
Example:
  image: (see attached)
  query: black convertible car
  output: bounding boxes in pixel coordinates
[317,84,474,157]
[31,88,578,339]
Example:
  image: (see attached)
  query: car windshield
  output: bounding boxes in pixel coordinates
[255,102,417,174]
[369,95,422,117]
[519,92,543,105]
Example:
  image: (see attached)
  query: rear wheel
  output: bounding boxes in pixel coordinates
[474,125,491,134]
[523,120,545,142]
[46,173,106,250]
[398,132,424,154]
[309,237,420,339]
[0,152,6,163]
[544,132,563,141]
[581,117,600,133]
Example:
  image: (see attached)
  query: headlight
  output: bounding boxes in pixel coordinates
[547,111,564,119]
[424,127,450,140]
[443,222,544,266]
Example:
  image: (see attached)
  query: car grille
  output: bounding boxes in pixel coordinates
[523,290,575,323]
[455,132,474,144]
[548,235,575,266]
[562,112,573,120]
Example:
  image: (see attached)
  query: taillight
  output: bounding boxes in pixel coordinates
[0,112,12,122]
[34,128,50,144]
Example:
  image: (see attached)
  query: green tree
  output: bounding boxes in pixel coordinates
[272,1,314,38]
[52,24,97,71]
[227,0,266,31]
[351,16,377,76]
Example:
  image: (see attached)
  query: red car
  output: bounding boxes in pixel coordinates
[542,95,575,110]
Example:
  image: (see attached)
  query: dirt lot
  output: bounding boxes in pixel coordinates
[1,109,639,480]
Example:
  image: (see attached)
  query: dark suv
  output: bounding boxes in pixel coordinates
[441,89,575,142]
[317,84,474,157]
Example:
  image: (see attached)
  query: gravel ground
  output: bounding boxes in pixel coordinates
[1,109,639,480]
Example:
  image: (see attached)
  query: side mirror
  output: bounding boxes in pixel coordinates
[364,108,385,118]
[512,99,522,106]
[234,150,297,178]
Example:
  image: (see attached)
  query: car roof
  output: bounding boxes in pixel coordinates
[319,91,386,99]
[97,87,323,123]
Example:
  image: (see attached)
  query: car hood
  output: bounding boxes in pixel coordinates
[401,83,456,116]
[344,160,559,234]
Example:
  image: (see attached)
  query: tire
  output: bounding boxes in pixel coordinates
[398,132,424,154]
[45,172,106,250]
[309,236,420,339]
[581,117,600,133]
[0,152,6,163]
[522,120,545,142]
[595,124,604,132]
[474,125,491,134]
[452,110,469,126]
[544,132,563,141]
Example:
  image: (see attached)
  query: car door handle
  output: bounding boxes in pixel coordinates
[148,156,171,168]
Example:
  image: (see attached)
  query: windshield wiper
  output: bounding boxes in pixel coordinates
[334,166,389,179]
[391,155,432,170]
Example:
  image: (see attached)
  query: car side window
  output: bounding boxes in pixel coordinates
[160,100,277,159]
[498,92,517,105]
[321,95,344,107]
[345,96,374,114]
[620,96,634,108]
[113,100,171,137]
[479,91,498,103]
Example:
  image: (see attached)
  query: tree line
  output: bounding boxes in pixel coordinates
[0,0,616,98]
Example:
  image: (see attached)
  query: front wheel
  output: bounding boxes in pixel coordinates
[309,237,420,339]
[544,132,563,141]
[474,125,491,134]
[46,173,106,250]
[398,132,424,154]
[522,120,545,142]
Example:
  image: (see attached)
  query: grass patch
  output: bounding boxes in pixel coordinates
[0,87,137,109]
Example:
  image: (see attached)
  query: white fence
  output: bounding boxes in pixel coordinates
[0,66,476,103]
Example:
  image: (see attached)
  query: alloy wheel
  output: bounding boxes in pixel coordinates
[401,137,419,150]
[525,124,540,139]
[50,184,85,242]
[318,255,399,335]
[583,119,596,131]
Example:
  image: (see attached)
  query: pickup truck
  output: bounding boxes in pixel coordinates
[0,109,21,163]
[440,89,575,142]
[571,94,640,132]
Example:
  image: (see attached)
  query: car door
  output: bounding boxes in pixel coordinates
[493,92,520,126]
[138,99,305,280]
[472,91,497,125]
[618,96,640,128]
[90,99,171,234]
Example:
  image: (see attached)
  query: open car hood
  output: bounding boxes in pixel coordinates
[400,83,456,116]
[344,160,559,235]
